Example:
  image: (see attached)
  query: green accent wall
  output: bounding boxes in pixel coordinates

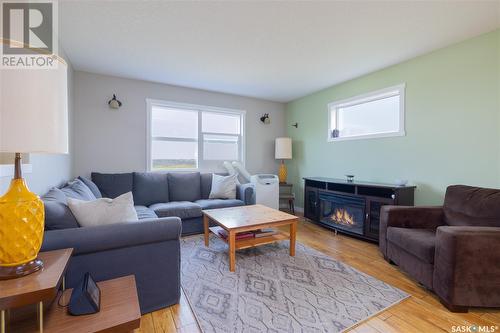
[286,29,500,206]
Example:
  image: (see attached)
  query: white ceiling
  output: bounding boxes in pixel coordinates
[59,1,500,103]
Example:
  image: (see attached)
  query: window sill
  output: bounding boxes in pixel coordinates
[327,131,406,142]
[0,164,33,178]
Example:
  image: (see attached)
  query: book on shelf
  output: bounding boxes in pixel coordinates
[212,226,255,240]
[254,228,277,238]
[210,226,278,240]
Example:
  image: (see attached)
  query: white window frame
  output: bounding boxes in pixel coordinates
[327,84,406,142]
[146,99,246,172]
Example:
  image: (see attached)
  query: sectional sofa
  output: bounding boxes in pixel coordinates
[40,171,255,313]
[90,171,255,235]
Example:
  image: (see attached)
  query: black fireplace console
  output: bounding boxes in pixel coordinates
[303,177,415,242]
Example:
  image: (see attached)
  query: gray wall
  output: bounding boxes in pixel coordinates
[73,71,286,177]
[0,48,74,195]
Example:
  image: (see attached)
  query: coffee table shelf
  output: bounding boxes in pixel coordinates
[209,227,289,250]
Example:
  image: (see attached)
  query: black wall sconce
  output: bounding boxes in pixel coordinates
[108,94,122,109]
[292,122,298,128]
[260,113,270,124]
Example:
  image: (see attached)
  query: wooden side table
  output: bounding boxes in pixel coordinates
[11,276,141,333]
[0,248,73,333]
[279,183,295,214]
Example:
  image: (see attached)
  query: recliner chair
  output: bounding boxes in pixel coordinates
[379,185,500,312]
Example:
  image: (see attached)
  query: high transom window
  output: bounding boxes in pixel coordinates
[328,84,405,141]
[147,99,245,171]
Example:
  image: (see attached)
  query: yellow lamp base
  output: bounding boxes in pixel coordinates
[278,160,288,183]
[0,178,45,280]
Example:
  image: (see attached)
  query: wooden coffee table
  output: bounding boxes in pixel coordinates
[203,204,298,272]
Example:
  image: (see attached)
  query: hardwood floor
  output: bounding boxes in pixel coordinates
[135,217,500,333]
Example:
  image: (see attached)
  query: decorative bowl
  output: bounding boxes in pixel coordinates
[395,179,408,186]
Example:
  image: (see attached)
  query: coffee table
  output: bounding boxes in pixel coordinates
[203,204,298,272]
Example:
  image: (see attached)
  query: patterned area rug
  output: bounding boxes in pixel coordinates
[181,234,408,333]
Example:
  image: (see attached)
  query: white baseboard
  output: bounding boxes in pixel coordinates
[295,206,304,213]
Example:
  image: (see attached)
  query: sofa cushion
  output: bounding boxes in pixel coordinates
[444,185,500,227]
[387,227,436,264]
[78,176,102,198]
[167,172,201,202]
[60,179,96,201]
[42,188,79,230]
[150,201,202,219]
[135,205,158,219]
[91,172,133,199]
[195,199,244,210]
[133,172,169,206]
[200,173,213,199]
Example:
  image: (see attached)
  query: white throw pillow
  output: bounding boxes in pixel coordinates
[209,174,238,200]
[67,191,138,227]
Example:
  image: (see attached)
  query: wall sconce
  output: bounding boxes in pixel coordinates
[292,122,298,128]
[108,94,122,109]
[260,113,270,124]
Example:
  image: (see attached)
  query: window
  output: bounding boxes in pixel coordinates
[328,84,405,141]
[147,100,245,171]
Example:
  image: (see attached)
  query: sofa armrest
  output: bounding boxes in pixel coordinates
[41,217,182,255]
[379,206,444,258]
[433,226,500,307]
[236,183,256,205]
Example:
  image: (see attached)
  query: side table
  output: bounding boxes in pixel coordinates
[0,248,73,333]
[11,276,141,333]
[279,183,295,214]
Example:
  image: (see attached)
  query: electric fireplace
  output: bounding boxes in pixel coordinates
[319,192,366,235]
[303,177,415,242]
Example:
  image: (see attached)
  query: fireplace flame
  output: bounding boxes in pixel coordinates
[330,208,355,225]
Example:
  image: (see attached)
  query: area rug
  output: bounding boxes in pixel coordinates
[180,234,408,333]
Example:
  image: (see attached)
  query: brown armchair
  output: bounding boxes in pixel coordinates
[380,185,500,312]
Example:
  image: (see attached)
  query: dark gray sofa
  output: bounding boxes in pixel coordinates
[40,171,255,314]
[91,171,256,235]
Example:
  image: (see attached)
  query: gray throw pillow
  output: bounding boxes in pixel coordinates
[67,192,138,227]
[78,176,102,198]
[60,179,96,201]
[43,187,68,203]
[209,174,238,199]
[42,188,79,230]
[167,172,201,202]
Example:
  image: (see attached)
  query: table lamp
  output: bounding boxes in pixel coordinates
[275,137,292,183]
[0,56,68,279]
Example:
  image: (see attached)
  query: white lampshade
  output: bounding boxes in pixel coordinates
[275,137,292,160]
[0,58,68,154]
